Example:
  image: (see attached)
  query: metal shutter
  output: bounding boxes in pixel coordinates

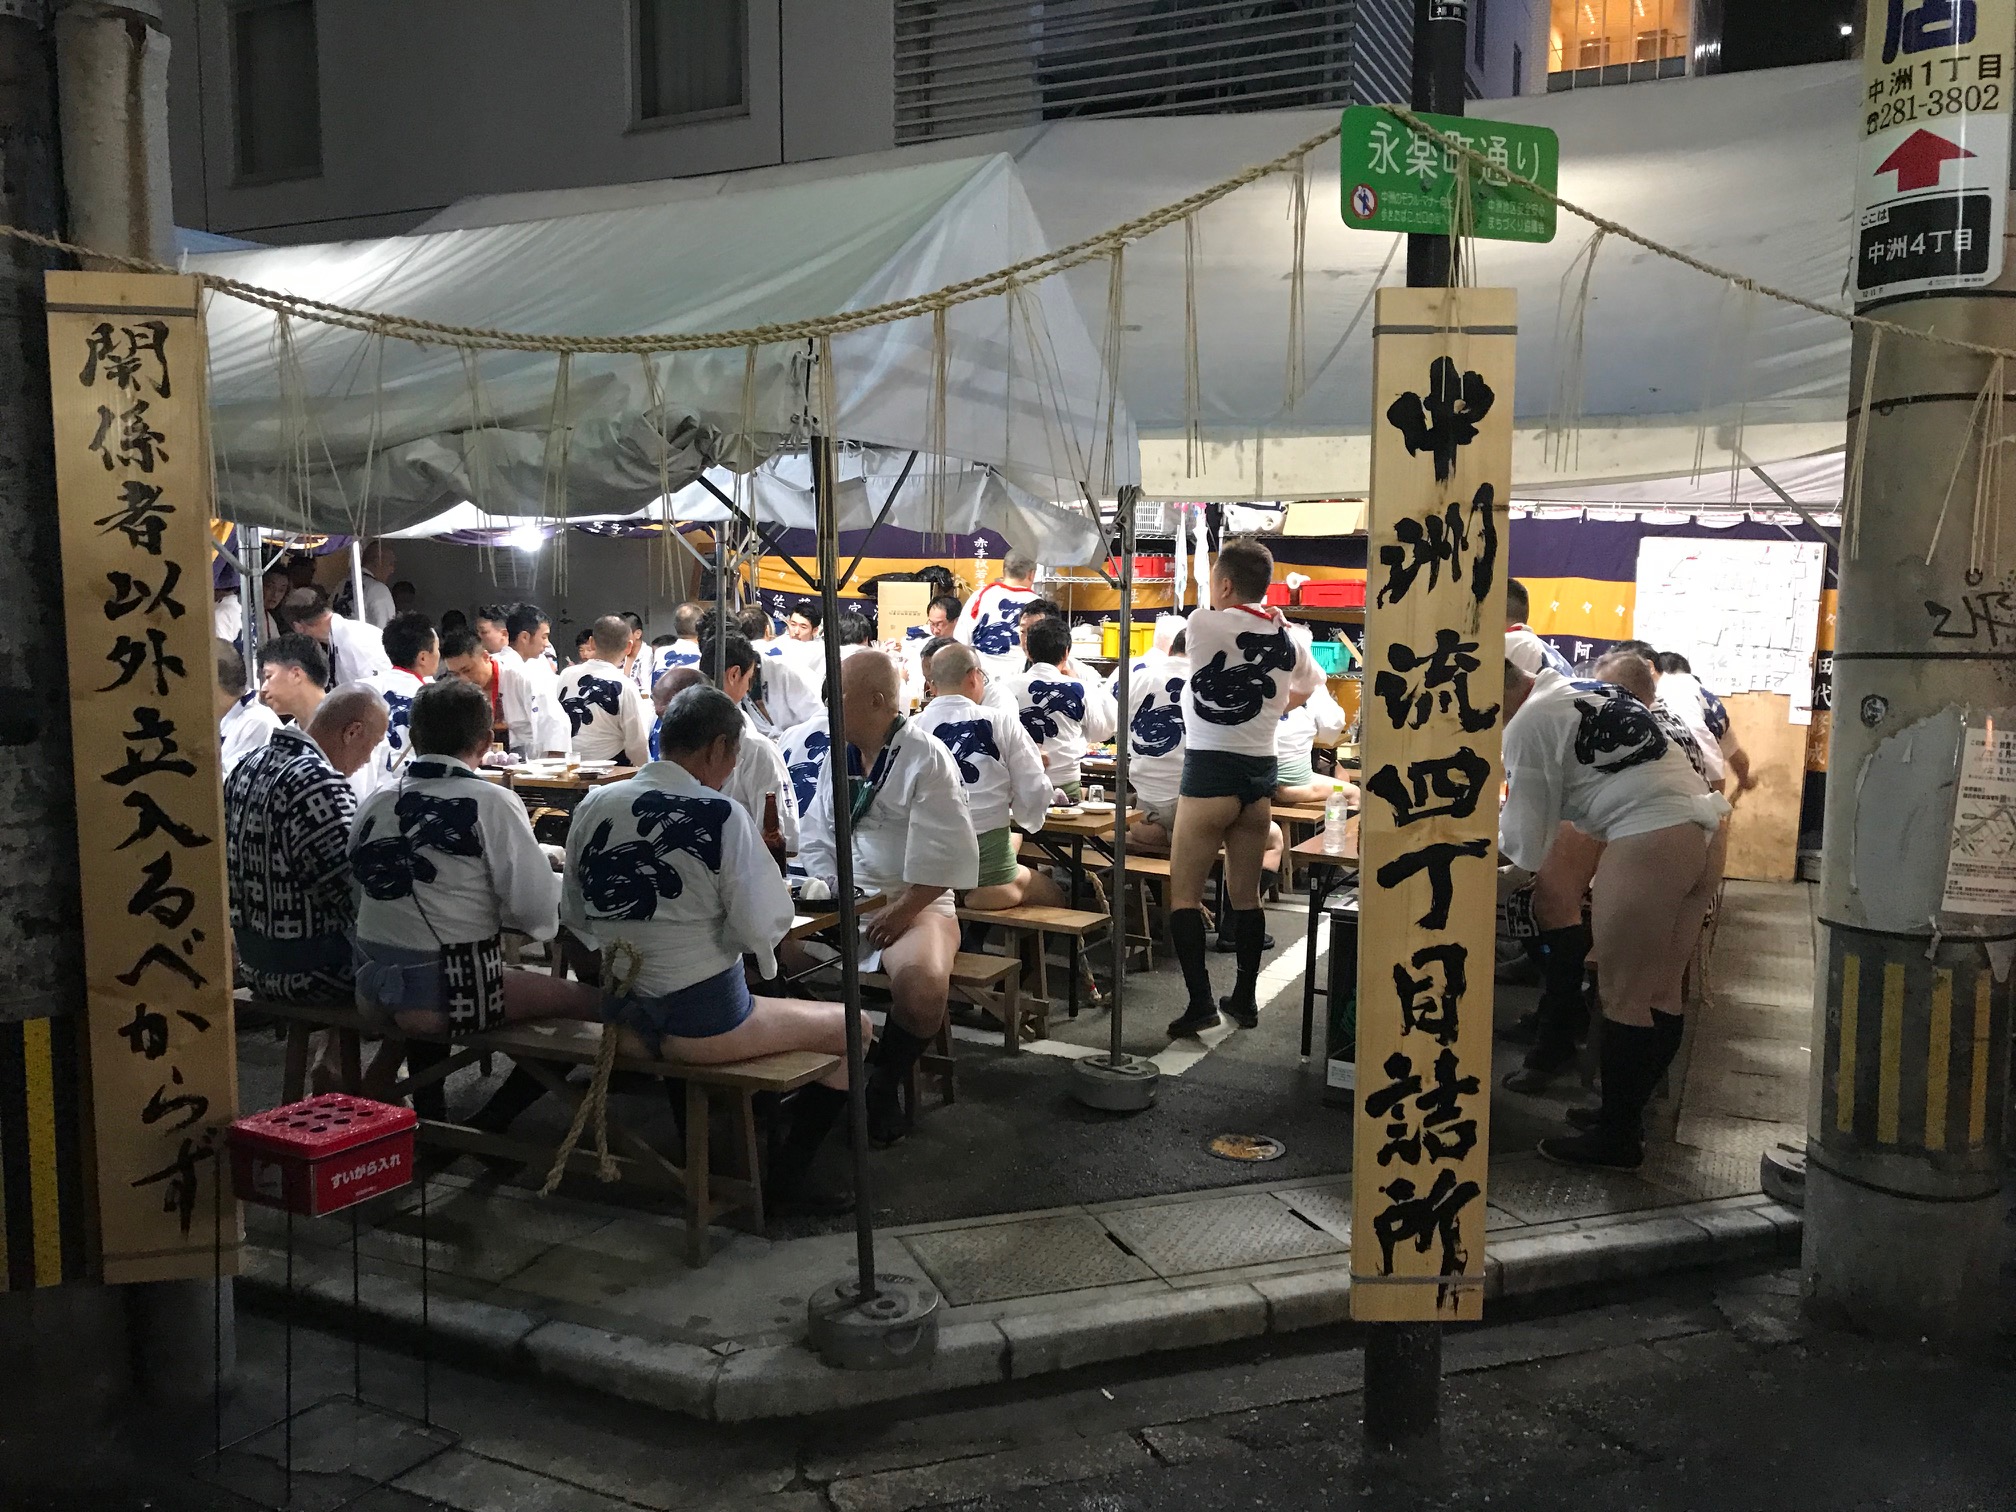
[895,0,1400,145]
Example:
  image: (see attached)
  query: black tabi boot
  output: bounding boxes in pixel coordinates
[1540,1010,1684,1170]
[766,1084,854,1218]
[403,1041,452,1123]
[1502,924,1593,1092]
[865,1025,931,1148]
[1165,908,1222,1038]
[1219,908,1269,1029]
[467,1064,550,1135]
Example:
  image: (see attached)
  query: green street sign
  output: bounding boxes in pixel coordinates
[1339,106,1559,243]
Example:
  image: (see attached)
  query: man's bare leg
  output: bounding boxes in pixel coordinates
[1217,799,1276,1028]
[1167,795,1240,1035]
[865,908,958,1146]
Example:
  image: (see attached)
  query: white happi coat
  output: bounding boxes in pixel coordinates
[219,689,281,778]
[798,719,979,903]
[721,707,800,855]
[503,650,571,757]
[914,692,1050,835]
[1500,671,1729,872]
[954,580,1037,682]
[1122,653,1191,818]
[778,713,833,826]
[350,755,562,950]
[351,665,427,803]
[1000,663,1117,790]
[557,658,653,764]
[562,759,793,995]
[1181,604,1324,756]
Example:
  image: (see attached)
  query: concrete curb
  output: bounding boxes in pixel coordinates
[239,1192,1800,1422]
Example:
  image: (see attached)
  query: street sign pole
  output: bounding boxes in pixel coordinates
[1407,0,1470,288]
[1363,0,1471,1448]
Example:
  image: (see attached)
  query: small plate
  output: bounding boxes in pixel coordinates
[1048,805,1085,819]
[1080,800,1117,813]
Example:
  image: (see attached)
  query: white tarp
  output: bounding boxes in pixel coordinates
[191,153,1136,542]
[379,445,1105,564]
[429,62,1859,500]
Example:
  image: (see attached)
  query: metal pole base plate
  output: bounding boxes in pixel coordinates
[807,1273,942,1371]
[1069,1052,1161,1111]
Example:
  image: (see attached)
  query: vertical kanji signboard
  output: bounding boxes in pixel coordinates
[1351,286,1513,1323]
[46,271,239,1284]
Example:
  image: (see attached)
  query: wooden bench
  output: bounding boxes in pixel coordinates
[247,997,837,1267]
[955,904,1110,1031]
[1271,803,1329,891]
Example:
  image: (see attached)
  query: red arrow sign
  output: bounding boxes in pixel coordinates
[1877,130,1977,193]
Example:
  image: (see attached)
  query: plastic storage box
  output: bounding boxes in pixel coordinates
[1299,579,1366,608]
[229,1094,418,1217]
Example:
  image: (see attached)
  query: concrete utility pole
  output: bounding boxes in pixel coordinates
[1806,17,2016,1338]
[1361,0,1472,1449]
[0,0,133,1428]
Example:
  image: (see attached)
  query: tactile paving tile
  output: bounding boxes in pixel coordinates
[1484,1154,1677,1225]
[1638,1139,1763,1203]
[899,1215,1153,1304]
[1099,1193,1345,1277]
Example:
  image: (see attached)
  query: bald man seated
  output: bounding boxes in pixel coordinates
[794,651,979,1147]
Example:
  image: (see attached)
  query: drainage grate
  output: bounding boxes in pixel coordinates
[898,1215,1155,1305]
[1099,1193,1345,1278]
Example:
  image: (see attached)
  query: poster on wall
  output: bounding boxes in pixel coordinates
[1633,538,1827,718]
[1351,286,1513,1324]
[46,271,240,1284]
[1941,725,2016,916]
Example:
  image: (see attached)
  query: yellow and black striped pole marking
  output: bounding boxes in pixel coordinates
[1820,931,2010,1179]
[0,1014,91,1290]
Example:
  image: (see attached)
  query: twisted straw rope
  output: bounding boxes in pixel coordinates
[4,103,2006,370]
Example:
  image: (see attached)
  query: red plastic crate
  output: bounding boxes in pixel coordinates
[1299,579,1366,608]
[229,1095,418,1217]
[1263,583,1292,606]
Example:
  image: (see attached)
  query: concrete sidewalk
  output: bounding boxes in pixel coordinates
[236,879,1816,1422]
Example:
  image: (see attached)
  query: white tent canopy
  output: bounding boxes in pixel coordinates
[427,62,1858,502]
[191,153,1135,548]
[378,444,1106,563]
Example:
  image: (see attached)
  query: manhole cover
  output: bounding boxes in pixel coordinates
[1206,1133,1284,1162]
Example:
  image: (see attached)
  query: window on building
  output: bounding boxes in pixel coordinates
[231,0,321,182]
[1474,0,1488,67]
[634,0,749,124]
[1550,0,1690,87]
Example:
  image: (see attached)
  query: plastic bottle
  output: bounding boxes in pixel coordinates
[1322,780,1352,855]
[762,791,789,875]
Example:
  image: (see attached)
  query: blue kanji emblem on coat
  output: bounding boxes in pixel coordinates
[561,674,623,735]
[788,729,830,814]
[932,718,1000,784]
[577,791,731,921]
[1018,680,1084,745]
[971,603,1023,657]
[1131,677,1187,756]
[1189,630,1295,727]
[1570,682,1668,774]
[353,793,483,900]
[383,690,413,753]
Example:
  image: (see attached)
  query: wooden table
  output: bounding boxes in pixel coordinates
[506,766,639,794]
[1293,822,1359,1059]
[1029,807,1142,912]
[786,893,886,942]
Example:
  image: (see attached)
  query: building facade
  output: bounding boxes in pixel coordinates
[165,0,1546,245]
[1547,0,1855,91]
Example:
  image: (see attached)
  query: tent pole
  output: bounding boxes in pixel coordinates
[813,429,877,1302]
[239,524,262,682]
[348,539,368,627]
[1108,490,1134,1066]
[1069,487,1159,1110]
[713,529,727,683]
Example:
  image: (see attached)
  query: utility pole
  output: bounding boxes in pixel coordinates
[1361,0,1471,1449]
[0,0,133,1429]
[1805,6,2015,1342]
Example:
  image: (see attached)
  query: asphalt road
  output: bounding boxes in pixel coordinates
[12,1265,2013,1511]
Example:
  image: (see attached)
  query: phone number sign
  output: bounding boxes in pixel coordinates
[1856,0,2016,300]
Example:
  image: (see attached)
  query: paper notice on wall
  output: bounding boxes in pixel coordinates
[1942,725,2016,917]
[1633,539,1827,714]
